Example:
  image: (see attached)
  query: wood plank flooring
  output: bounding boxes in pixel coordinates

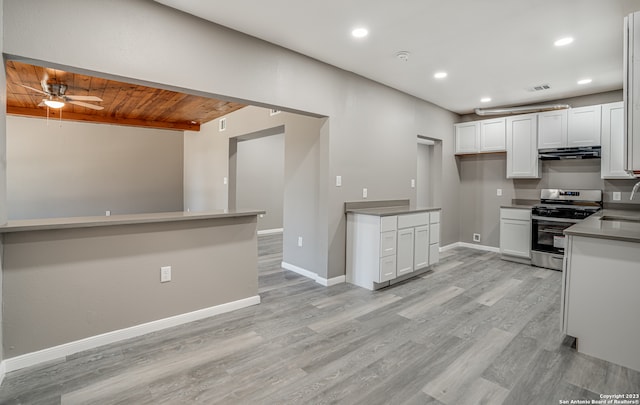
[1,233,638,404]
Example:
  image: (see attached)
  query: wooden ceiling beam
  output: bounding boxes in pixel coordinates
[7,106,200,132]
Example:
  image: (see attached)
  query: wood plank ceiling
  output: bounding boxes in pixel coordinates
[5,60,246,131]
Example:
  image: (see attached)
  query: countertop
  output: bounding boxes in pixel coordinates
[0,209,266,233]
[500,204,534,210]
[564,209,640,243]
[346,206,440,217]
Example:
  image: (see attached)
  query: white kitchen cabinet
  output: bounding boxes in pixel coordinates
[455,119,505,154]
[506,114,540,178]
[346,210,440,290]
[455,122,480,154]
[538,110,568,149]
[625,12,640,175]
[567,105,602,147]
[397,228,415,276]
[499,208,531,262]
[601,102,634,179]
[479,118,506,152]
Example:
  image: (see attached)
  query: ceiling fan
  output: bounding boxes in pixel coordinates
[20,80,104,110]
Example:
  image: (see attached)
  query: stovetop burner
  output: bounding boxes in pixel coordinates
[532,189,602,220]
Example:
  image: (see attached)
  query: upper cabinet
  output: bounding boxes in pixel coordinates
[538,110,568,149]
[538,107,601,149]
[602,102,634,179]
[567,105,602,147]
[455,118,505,154]
[624,12,640,176]
[479,118,507,152]
[506,114,540,178]
[454,122,480,154]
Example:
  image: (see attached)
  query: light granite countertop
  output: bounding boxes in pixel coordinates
[564,209,640,243]
[0,209,266,233]
[346,206,441,217]
[500,204,534,210]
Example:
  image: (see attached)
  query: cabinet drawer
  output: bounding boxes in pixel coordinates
[429,211,440,224]
[398,212,428,228]
[430,223,440,244]
[500,208,531,221]
[380,216,397,232]
[380,231,397,257]
[379,256,397,283]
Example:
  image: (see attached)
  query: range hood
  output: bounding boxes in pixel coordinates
[538,146,601,160]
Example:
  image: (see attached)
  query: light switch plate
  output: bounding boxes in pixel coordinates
[297,236,303,247]
[496,189,502,196]
[160,266,171,283]
[362,188,368,198]
[336,175,342,187]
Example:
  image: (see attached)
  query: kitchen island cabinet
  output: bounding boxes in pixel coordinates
[346,203,441,291]
[562,210,640,372]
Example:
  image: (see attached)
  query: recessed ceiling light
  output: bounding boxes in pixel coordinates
[434,72,447,79]
[351,27,368,38]
[480,97,492,103]
[577,78,592,85]
[554,37,574,47]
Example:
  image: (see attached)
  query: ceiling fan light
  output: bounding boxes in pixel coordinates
[44,99,65,109]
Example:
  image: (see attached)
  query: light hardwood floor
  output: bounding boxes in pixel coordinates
[0,233,638,404]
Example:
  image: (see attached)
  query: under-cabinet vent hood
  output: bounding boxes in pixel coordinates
[538,146,601,160]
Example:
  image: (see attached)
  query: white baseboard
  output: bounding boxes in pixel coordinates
[257,228,284,235]
[281,261,345,286]
[3,295,261,374]
[440,242,500,253]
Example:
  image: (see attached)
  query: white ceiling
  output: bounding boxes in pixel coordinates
[155,0,640,114]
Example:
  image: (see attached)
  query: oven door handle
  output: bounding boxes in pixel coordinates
[531,215,582,224]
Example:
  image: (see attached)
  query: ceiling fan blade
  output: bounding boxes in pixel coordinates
[68,100,104,110]
[64,95,103,102]
[19,83,49,95]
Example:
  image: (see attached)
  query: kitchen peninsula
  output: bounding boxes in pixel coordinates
[0,209,264,369]
[562,209,640,372]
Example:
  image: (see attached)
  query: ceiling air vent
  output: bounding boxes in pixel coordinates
[529,84,551,92]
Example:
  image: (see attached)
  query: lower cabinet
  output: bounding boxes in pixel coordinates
[499,208,531,262]
[346,210,441,290]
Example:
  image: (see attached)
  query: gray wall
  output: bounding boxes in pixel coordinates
[236,133,284,231]
[2,216,259,357]
[3,0,459,280]
[185,106,324,274]
[6,116,184,220]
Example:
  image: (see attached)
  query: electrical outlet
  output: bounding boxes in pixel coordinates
[160,266,171,283]
[297,236,303,247]
[496,188,502,196]
[336,175,342,187]
[613,191,621,201]
[223,177,228,185]
[105,210,111,216]
[363,188,368,198]
[473,233,481,242]
[411,179,416,188]
[259,214,265,218]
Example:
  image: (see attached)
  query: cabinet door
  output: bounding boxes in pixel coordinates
[414,226,429,270]
[601,102,634,179]
[568,105,602,146]
[455,122,480,154]
[379,256,397,283]
[480,118,506,152]
[538,110,568,149]
[500,219,531,258]
[507,114,540,178]
[396,228,415,276]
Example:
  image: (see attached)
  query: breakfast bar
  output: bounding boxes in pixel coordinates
[0,209,264,365]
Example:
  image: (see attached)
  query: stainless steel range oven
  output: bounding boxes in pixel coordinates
[531,189,602,271]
